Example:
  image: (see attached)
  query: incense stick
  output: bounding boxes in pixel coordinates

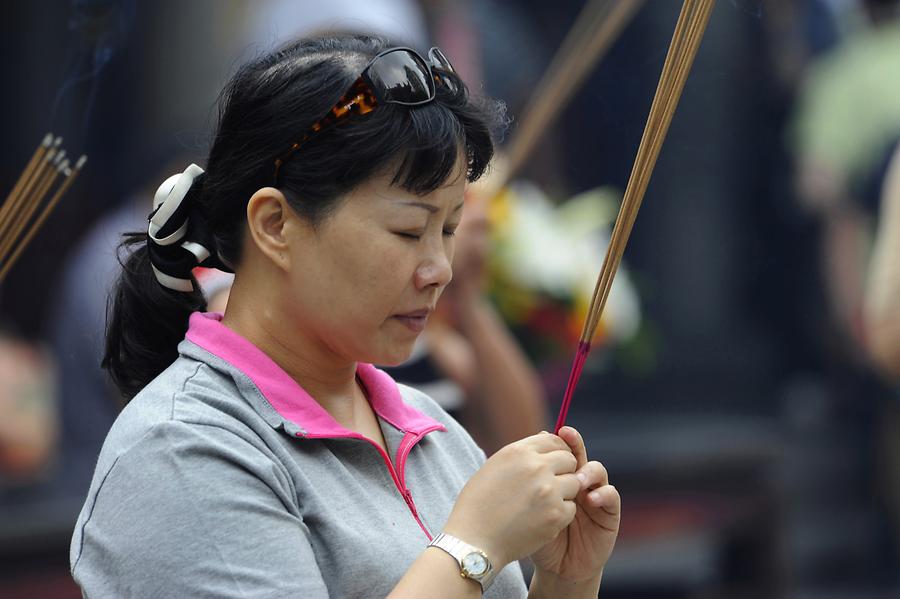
[0,134,86,284]
[582,0,699,339]
[585,0,713,341]
[0,155,87,283]
[554,0,716,433]
[0,134,52,222]
[0,137,60,239]
[0,154,65,263]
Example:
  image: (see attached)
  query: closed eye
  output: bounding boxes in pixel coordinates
[394,227,458,241]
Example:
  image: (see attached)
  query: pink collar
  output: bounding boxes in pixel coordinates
[184,312,444,437]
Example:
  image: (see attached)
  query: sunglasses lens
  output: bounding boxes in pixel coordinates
[428,47,454,72]
[428,47,459,94]
[366,49,434,104]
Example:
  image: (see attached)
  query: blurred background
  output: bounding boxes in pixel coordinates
[2,0,900,597]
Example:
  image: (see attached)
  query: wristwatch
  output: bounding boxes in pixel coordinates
[428,532,497,592]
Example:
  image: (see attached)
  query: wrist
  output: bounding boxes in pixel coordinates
[428,532,500,592]
[440,522,509,570]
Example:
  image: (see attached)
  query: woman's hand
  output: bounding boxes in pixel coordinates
[442,432,582,568]
[530,426,621,583]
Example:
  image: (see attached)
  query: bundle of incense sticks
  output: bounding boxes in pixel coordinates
[0,134,87,283]
[554,0,717,433]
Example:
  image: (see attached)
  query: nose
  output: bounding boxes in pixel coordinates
[414,242,453,291]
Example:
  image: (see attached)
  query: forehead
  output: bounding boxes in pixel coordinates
[340,166,467,213]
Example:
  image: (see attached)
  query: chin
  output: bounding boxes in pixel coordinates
[368,339,416,367]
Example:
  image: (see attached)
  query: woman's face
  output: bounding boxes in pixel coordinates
[282,165,465,366]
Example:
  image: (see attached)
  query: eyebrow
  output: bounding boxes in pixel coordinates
[399,201,465,214]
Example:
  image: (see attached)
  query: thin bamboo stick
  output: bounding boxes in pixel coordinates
[0,156,87,283]
[0,134,52,224]
[555,0,716,432]
[0,137,61,240]
[581,2,699,340]
[0,152,66,263]
[583,0,715,343]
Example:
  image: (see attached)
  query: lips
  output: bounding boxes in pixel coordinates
[397,308,431,318]
[392,308,432,332]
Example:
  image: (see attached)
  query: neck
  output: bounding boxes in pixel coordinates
[221,280,364,427]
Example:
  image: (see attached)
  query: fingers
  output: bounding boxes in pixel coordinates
[575,460,609,491]
[575,460,620,527]
[523,431,571,454]
[556,473,582,501]
[546,449,578,475]
[557,426,588,469]
[586,484,620,514]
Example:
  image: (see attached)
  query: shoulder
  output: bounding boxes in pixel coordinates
[70,415,318,597]
[71,404,298,571]
[81,356,294,522]
[109,354,269,449]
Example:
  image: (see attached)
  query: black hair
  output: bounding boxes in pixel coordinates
[103,34,504,400]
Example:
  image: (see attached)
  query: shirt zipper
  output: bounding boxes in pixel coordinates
[298,425,444,541]
[366,430,438,541]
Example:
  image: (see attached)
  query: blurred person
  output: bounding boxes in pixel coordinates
[791,0,900,353]
[71,35,620,597]
[864,142,900,378]
[789,0,900,586]
[0,334,55,484]
[863,140,900,548]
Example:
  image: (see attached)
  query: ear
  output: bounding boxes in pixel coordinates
[246,187,302,272]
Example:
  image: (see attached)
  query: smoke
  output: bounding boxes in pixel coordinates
[51,0,136,138]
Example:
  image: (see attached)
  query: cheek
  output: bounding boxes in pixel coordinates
[312,232,417,320]
[352,237,418,306]
[318,237,422,362]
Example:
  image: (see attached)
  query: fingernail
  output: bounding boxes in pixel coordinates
[589,490,602,502]
[576,472,587,485]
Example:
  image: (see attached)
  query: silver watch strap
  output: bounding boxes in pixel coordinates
[428,532,497,592]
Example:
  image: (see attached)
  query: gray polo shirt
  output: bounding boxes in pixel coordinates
[70,312,527,598]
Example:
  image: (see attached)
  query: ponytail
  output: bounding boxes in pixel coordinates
[102,233,206,400]
[103,164,230,400]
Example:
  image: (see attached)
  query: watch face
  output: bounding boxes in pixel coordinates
[461,551,489,578]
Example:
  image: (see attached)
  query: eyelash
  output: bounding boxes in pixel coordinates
[396,230,457,241]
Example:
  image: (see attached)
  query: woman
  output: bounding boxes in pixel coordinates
[70,35,620,598]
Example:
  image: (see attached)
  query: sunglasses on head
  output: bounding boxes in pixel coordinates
[273,46,459,185]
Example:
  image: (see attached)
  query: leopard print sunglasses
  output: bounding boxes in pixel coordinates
[273,46,458,185]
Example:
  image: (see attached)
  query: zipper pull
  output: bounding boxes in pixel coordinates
[403,489,419,518]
